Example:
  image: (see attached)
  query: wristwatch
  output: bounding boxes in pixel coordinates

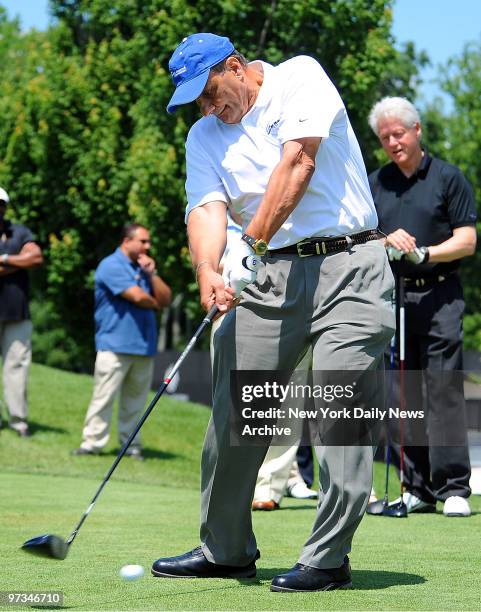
[241,233,268,256]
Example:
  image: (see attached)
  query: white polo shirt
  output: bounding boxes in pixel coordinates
[185,55,377,248]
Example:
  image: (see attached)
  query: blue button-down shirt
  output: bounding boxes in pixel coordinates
[94,248,157,356]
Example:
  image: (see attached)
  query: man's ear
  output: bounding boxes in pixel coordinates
[225,56,243,77]
[415,121,422,141]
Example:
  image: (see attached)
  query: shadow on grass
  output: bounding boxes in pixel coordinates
[107,447,179,461]
[133,578,263,602]
[119,569,425,601]
[279,504,318,511]
[351,569,425,589]
[15,420,68,435]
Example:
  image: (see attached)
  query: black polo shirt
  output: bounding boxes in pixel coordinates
[0,220,34,321]
[369,153,477,277]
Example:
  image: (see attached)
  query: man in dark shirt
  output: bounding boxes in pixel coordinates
[0,187,43,437]
[368,97,477,517]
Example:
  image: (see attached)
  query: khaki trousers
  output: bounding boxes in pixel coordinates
[81,351,154,452]
[0,319,32,432]
[202,240,395,569]
[254,445,306,503]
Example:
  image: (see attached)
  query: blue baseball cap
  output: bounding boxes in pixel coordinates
[167,33,235,113]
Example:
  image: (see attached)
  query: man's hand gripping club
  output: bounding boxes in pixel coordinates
[189,203,261,314]
[196,240,260,315]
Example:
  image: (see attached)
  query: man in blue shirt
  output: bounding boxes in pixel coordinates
[73,223,171,459]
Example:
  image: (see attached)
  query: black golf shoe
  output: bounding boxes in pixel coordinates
[271,556,352,592]
[151,546,260,579]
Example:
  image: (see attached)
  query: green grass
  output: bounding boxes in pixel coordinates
[0,363,210,489]
[1,363,480,611]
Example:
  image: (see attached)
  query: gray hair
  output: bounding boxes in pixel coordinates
[210,51,248,74]
[368,97,421,137]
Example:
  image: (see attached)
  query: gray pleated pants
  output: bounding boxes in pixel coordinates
[202,240,395,569]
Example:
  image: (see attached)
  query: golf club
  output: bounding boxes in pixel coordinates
[382,275,408,518]
[366,314,396,516]
[22,304,219,560]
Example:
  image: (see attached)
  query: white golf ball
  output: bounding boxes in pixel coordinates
[119,564,144,581]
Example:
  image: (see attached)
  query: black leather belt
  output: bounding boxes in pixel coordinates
[267,229,380,257]
[403,273,455,289]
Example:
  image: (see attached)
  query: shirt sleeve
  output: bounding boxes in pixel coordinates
[276,56,345,144]
[442,164,478,228]
[185,125,228,222]
[18,225,35,247]
[96,259,137,296]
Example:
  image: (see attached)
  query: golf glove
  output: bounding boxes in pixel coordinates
[223,238,261,296]
[406,246,430,265]
[386,246,404,261]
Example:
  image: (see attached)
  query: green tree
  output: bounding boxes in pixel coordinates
[0,0,423,368]
[437,40,481,346]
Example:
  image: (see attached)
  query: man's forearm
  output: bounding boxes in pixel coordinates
[121,285,160,309]
[246,138,320,242]
[151,274,172,308]
[187,201,227,273]
[135,294,160,309]
[187,201,235,312]
[428,227,477,263]
[2,249,43,269]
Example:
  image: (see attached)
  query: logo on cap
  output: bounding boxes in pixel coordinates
[173,66,187,77]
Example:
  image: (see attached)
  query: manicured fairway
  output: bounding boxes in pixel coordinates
[1,364,480,610]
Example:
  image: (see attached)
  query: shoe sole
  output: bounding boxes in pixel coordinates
[271,580,352,592]
[252,507,278,511]
[287,491,318,499]
[443,512,471,517]
[410,505,437,513]
[151,568,257,579]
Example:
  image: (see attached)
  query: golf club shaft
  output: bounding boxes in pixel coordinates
[398,276,405,497]
[66,304,219,546]
[383,290,397,504]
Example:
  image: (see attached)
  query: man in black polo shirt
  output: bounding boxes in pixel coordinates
[368,97,477,517]
[0,187,43,437]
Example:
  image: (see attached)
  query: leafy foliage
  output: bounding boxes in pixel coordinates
[424,40,481,336]
[0,1,428,367]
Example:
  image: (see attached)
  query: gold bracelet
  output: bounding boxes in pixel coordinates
[195,260,212,282]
